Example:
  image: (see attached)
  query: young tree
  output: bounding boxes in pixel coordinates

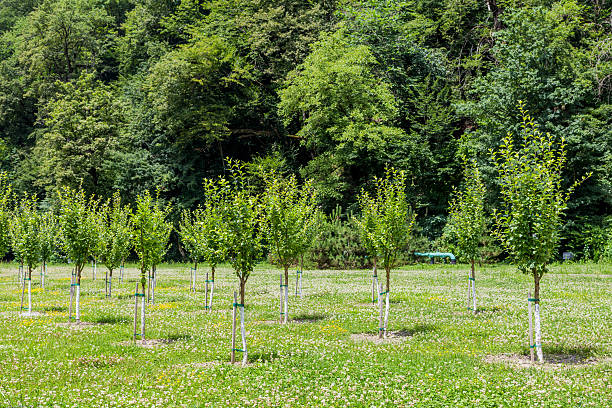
[262,173,318,323]
[179,179,226,307]
[491,103,589,362]
[39,210,57,289]
[57,187,99,323]
[99,192,133,298]
[216,160,264,364]
[357,167,415,339]
[10,195,42,315]
[355,195,380,303]
[179,209,203,292]
[445,154,487,314]
[132,191,172,338]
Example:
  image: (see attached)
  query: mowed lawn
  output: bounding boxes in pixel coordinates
[0,262,609,407]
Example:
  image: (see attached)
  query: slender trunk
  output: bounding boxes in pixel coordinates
[239,278,247,364]
[141,279,146,342]
[41,261,45,289]
[279,274,284,323]
[283,265,289,323]
[75,267,81,323]
[471,259,477,314]
[109,269,113,298]
[20,270,26,313]
[378,283,385,339]
[371,257,378,303]
[533,270,543,362]
[28,266,32,314]
[385,266,390,293]
[68,272,74,322]
[528,290,534,363]
[299,256,303,298]
[209,266,215,310]
[133,283,139,341]
[205,272,209,310]
[231,291,237,364]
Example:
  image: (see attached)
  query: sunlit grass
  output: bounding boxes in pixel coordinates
[0,261,609,407]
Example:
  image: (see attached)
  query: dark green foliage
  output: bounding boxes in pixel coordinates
[0,0,609,259]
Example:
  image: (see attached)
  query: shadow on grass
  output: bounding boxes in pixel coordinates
[164,333,193,342]
[521,343,600,363]
[247,351,280,363]
[94,315,129,325]
[292,313,326,323]
[476,306,503,314]
[42,305,67,312]
[392,323,436,337]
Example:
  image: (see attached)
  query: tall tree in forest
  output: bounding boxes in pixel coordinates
[491,104,589,362]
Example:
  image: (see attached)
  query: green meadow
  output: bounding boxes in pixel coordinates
[0,262,609,407]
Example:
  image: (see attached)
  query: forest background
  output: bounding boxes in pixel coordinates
[0,0,610,264]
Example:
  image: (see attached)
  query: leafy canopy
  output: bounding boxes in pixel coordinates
[491,103,589,276]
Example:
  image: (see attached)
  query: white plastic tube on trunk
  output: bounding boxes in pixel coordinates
[209,281,215,310]
[240,305,247,366]
[279,274,283,323]
[383,291,390,337]
[528,291,534,363]
[133,284,139,340]
[27,279,32,314]
[231,292,237,364]
[534,303,543,362]
[284,284,289,324]
[75,284,81,323]
[378,283,384,339]
[141,293,146,342]
[68,275,74,322]
[205,273,209,310]
[467,277,472,310]
[471,278,477,313]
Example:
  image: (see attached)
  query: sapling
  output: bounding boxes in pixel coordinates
[132,191,172,340]
[10,195,42,315]
[262,173,318,323]
[179,211,201,293]
[215,160,264,365]
[180,180,226,309]
[355,197,380,303]
[445,154,487,314]
[491,103,589,363]
[57,187,100,323]
[39,211,57,290]
[99,193,133,298]
[357,168,415,339]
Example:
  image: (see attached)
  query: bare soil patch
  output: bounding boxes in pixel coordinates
[483,353,611,369]
[350,331,412,344]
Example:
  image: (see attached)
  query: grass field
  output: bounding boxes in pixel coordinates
[0,262,610,407]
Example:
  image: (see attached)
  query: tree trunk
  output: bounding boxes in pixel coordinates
[239,281,247,365]
[108,269,113,297]
[371,257,378,303]
[283,265,289,323]
[533,270,543,362]
[385,265,390,293]
[141,279,146,342]
[471,259,477,314]
[27,266,32,314]
[76,266,81,323]
[209,266,215,310]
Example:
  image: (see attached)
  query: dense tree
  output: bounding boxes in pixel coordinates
[491,105,589,362]
[444,151,487,313]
